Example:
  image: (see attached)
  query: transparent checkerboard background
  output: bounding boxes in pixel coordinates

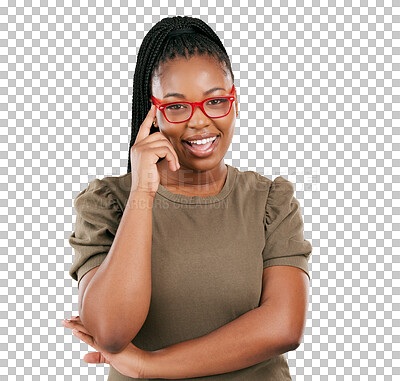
[1,1,398,380]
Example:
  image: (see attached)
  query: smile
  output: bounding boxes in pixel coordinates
[182,135,220,158]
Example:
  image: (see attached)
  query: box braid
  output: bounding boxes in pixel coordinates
[126,16,235,173]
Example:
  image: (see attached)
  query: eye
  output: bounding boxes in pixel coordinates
[165,103,189,111]
[207,98,228,105]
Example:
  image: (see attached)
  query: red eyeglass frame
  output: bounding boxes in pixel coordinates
[150,84,236,123]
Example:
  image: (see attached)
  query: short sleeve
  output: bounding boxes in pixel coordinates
[262,176,313,280]
[68,179,122,287]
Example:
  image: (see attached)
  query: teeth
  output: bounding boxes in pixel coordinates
[188,136,217,145]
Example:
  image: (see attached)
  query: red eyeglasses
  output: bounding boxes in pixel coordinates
[150,85,236,123]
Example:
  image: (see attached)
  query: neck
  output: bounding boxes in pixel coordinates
[157,160,228,194]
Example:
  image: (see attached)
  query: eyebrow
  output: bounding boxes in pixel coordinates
[163,87,226,99]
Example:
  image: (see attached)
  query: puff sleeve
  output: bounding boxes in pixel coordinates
[68,179,122,287]
[262,176,312,280]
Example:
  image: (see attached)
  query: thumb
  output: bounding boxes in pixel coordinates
[83,352,109,364]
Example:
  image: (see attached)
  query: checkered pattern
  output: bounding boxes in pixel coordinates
[1,1,398,380]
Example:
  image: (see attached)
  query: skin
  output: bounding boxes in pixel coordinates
[151,53,239,197]
[62,52,310,379]
[62,266,309,378]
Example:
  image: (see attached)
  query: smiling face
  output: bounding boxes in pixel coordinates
[150,53,238,173]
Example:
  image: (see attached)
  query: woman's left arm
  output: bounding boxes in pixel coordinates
[143,265,309,379]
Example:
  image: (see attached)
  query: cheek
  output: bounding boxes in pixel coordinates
[219,116,235,137]
[158,124,175,139]
[159,127,183,147]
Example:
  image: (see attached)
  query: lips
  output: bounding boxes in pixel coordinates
[182,135,220,158]
[183,133,219,142]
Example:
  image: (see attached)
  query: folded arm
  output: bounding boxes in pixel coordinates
[142,265,310,379]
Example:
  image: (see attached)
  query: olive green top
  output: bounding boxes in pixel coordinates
[68,164,312,380]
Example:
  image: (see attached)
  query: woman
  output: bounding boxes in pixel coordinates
[63,15,312,380]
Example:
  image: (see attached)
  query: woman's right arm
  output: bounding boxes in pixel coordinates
[78,190,155,354]
[76,104,179,354]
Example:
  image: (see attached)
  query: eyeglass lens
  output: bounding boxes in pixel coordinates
[164,98,231,122]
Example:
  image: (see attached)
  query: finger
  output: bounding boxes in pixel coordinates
[135,105,157,145]
[62,320,91,335]
[157,146,180,172]
[138,132,180,167]
[72,329,97,350]
[63,319,81,327]
[160,137,180,169]
[156,131,180,169]
[141,142,180,171]
[61,315,80,324]
[83,352,109,364]
[63,316,81,324]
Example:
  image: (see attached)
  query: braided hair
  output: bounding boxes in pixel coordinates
[127,15,235,173]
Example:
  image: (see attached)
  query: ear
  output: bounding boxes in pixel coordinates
[150,100,158,127]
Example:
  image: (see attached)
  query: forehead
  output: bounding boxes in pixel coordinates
[151,55,232,98]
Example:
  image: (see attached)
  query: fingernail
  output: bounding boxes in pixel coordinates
[72,329,78,334]
[64,319,71,322]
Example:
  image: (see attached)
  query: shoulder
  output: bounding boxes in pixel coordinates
[229,165,271,195]
[264,176,302,226]
[267,175,296,201]
[230,166,295,196]
[74,173,131,212]
[97,173,131,198]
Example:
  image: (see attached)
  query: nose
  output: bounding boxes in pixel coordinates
[187,104,209,125]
